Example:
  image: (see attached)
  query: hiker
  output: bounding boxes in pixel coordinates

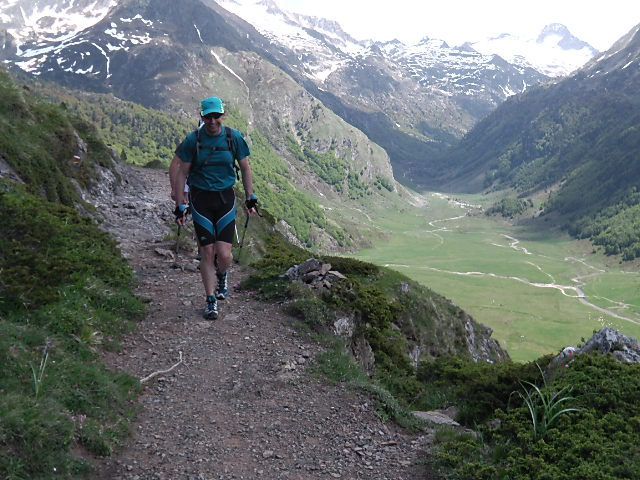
[171,96,258,320]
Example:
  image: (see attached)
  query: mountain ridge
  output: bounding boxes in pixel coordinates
[469,22,598,77]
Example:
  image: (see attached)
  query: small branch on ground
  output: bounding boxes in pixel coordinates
[140,351,183,384]
[142,333,156,346]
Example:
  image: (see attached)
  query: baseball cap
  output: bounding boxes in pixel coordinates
[200,96,225,116]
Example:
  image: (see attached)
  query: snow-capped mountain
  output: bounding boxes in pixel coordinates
[217,0,545,96]
[216,0,364,82]
[1,0,399,201]
[468,23,598,77]
[369,37,543,107]
[214,0,548,184]
[0,0,118,74]
[0,0,117,45]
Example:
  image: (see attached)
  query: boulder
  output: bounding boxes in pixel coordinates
[550,327,640,370]
[284,258,347,290]
[578,327,640,364]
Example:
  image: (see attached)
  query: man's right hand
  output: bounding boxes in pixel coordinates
[174,204,190,224]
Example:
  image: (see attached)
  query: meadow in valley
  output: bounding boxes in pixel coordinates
[354,192,640,362]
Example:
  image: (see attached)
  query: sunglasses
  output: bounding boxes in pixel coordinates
[202,112,223,120]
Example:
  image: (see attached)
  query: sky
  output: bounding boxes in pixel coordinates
[277,0,640,51]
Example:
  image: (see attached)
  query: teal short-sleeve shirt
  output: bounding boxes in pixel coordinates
[176,126,250,191]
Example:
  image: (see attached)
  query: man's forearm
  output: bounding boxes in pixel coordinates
[239,158,254,197]
[169,155,181,200]
[174,171,187,205]
[174,161,190,205]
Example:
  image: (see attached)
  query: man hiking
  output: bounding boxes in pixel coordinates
[171,96,258,320]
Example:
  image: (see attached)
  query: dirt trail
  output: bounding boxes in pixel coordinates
[91,166,434,480]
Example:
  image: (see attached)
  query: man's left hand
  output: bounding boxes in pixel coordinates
[245,194,258,215]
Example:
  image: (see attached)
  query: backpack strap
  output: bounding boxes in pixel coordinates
[193,126,240,180]
[193,123,204,173]
[225,126,240,180]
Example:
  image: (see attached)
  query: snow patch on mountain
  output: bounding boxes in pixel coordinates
[212,50,246,85]
[105,21,152,46]
[216,0,363,81]
[120,14,153,27]
[3,0,118,43]
[469,24,598,77]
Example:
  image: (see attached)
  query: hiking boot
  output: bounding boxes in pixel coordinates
[216,271,229,300]
[203,295,218,320]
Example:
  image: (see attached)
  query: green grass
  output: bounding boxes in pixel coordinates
[0,184,145,478]
[0,69,152,478]
[353,192,640,362]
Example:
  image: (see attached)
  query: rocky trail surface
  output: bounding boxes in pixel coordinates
[90,166,436,480]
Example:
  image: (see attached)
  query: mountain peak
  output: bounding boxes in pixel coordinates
[469,23,598,77]
[417,36,449,49]
[537,23,597,53]
[537,23,572,40]
[255,0,283,15]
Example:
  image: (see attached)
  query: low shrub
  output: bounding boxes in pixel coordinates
[431,353,640,479]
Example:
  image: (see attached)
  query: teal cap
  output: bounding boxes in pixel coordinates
[200,96,224,116]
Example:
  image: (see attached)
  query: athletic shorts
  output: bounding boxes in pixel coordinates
[189,187,236,246]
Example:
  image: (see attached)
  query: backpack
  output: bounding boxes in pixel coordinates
[193,125,240,180]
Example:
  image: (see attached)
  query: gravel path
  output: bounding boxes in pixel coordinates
[91,166,436,480]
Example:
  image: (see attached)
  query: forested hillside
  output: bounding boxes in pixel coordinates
[437,26,640,260]
[40,89,194,167]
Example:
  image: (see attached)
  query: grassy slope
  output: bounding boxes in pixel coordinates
[439,79,640,260]
[0,69,144,478]
[244,215,640,480]
[425,354,640,479]
[243,226,506,414]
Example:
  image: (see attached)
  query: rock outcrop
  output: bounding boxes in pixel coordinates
[550,327,640,370]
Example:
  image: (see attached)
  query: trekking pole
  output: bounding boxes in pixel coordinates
[175,224,182,256]
[239,214,250,249]
[173,204,190,258]
[235,214,251,264]
[236,206,262,264]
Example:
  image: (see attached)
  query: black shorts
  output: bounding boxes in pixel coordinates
[190,187,236,246]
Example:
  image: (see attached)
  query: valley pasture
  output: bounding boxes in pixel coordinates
[354,192,640,362]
